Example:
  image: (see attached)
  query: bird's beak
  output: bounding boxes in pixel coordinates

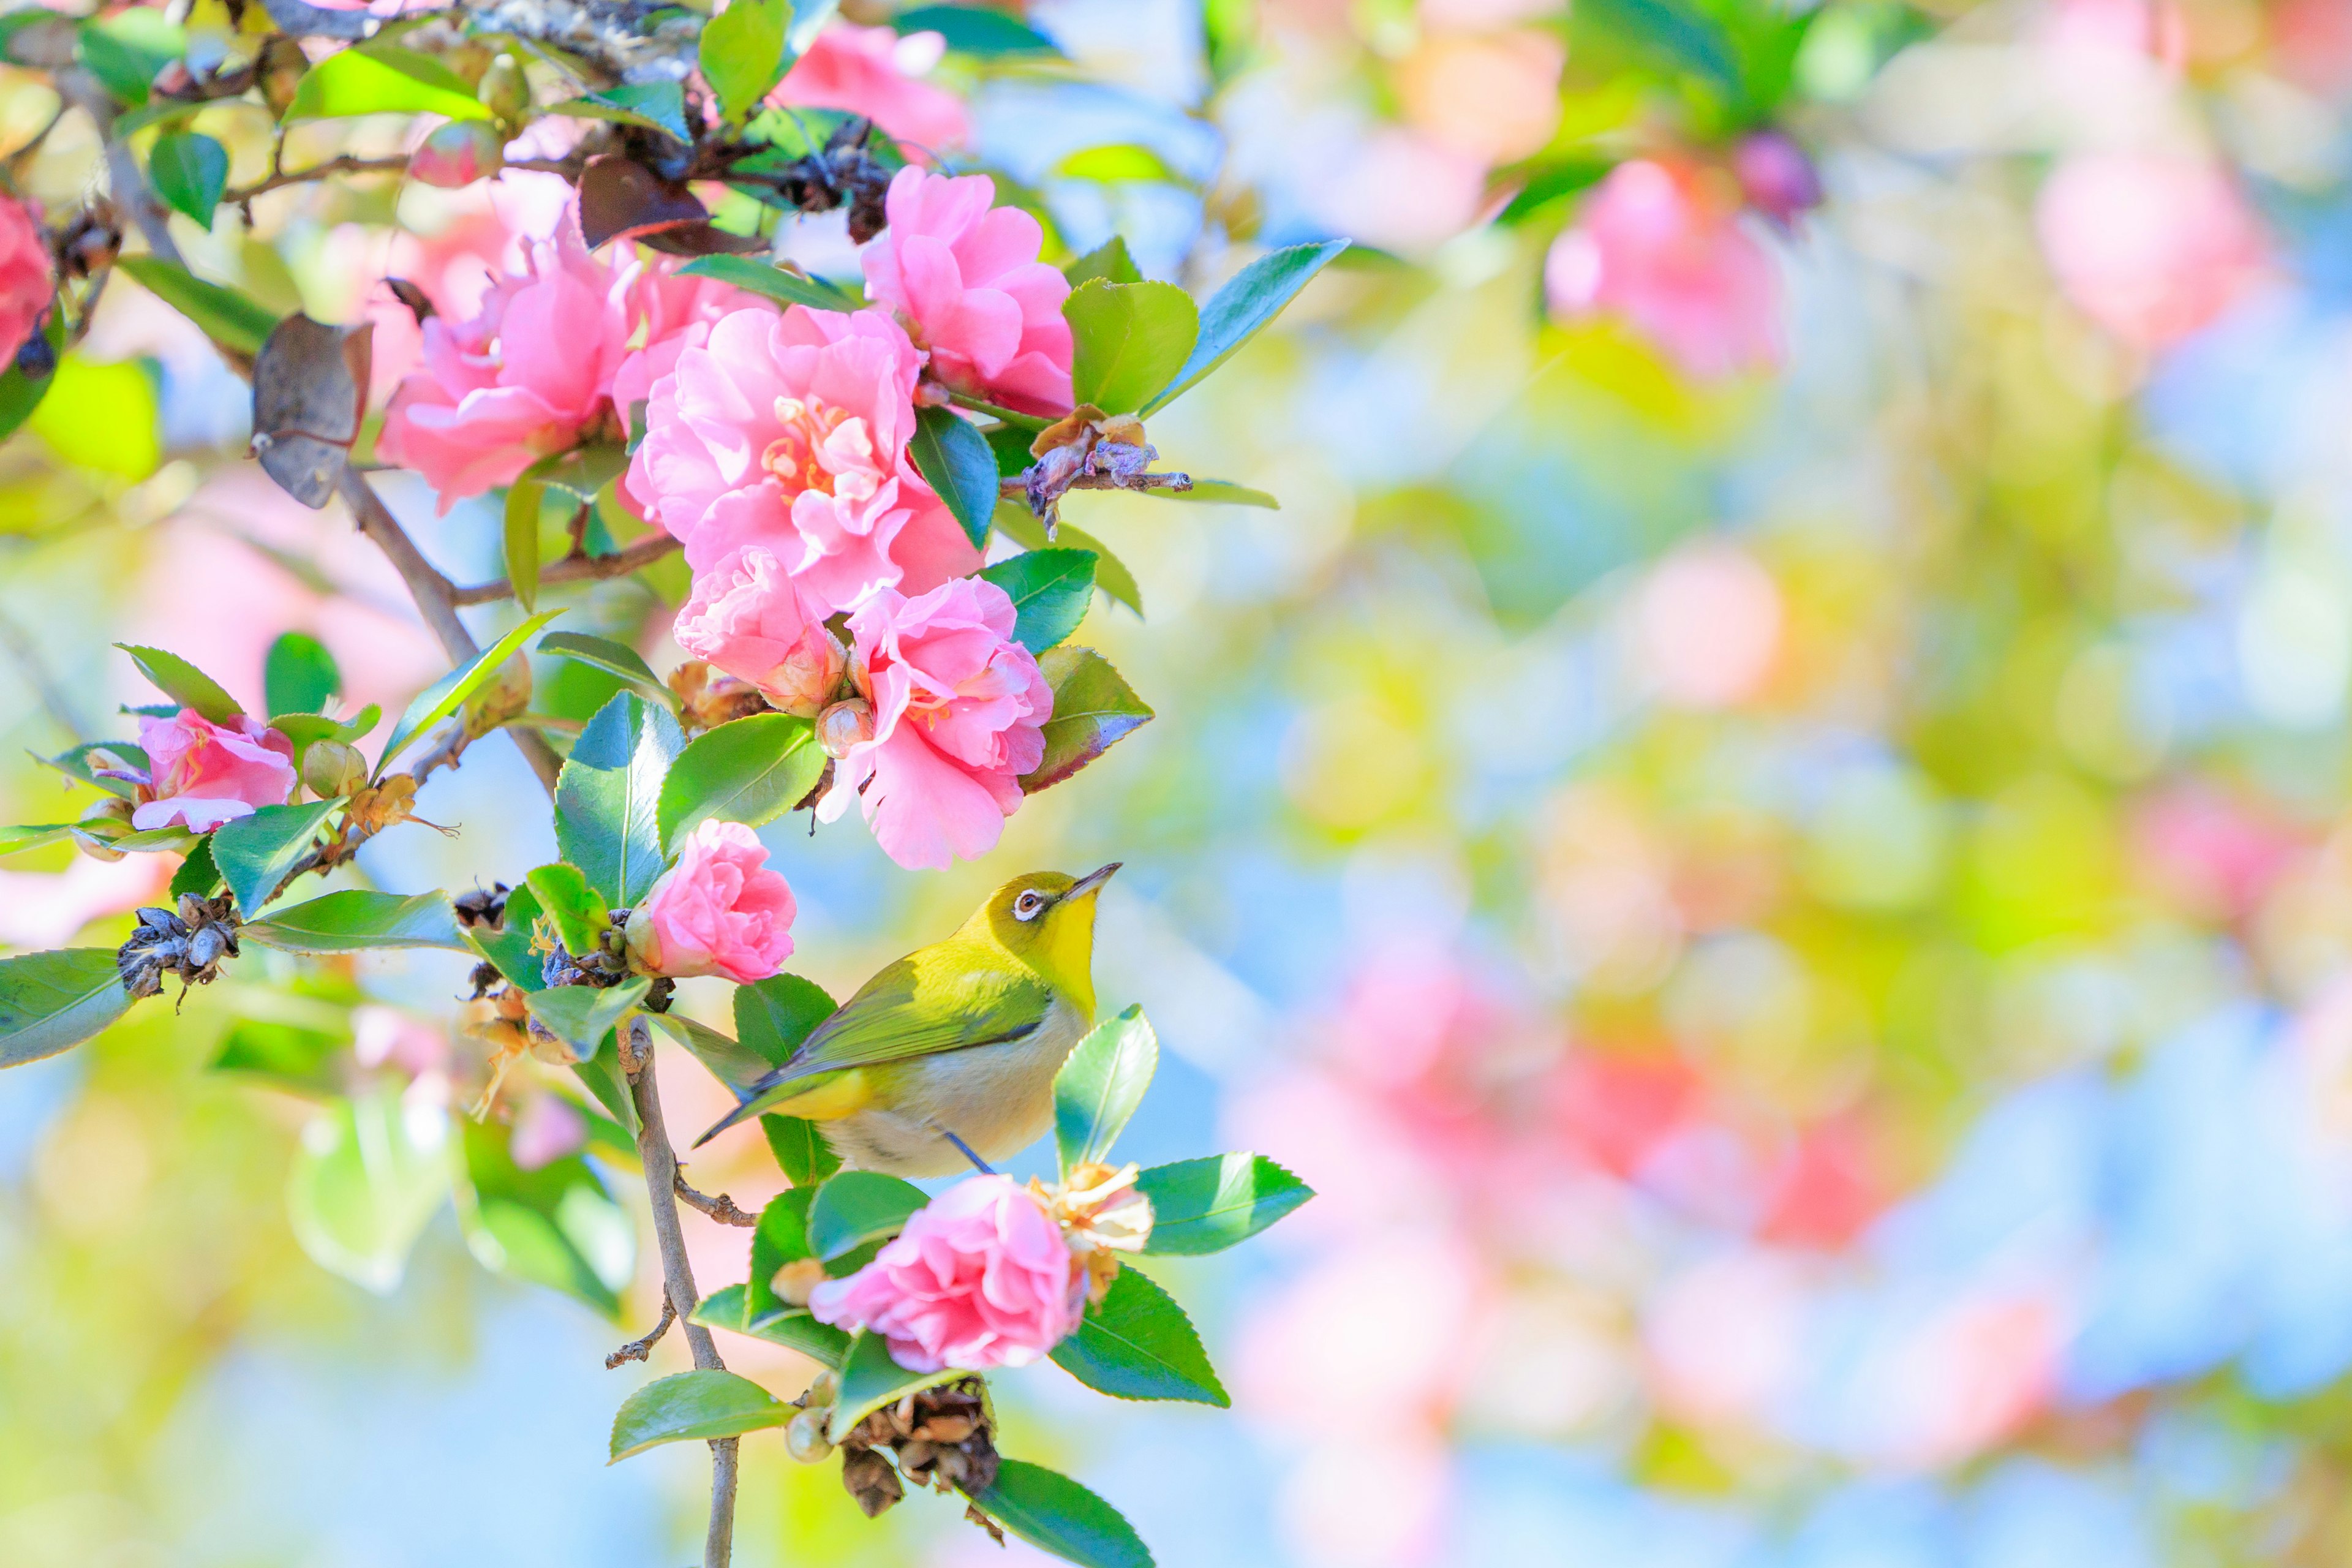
[1066,862,1121,900]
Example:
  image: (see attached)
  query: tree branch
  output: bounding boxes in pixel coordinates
[605,1291,676,1368]
[624,1018,740,1568]
[224,153,580,206]
[449,530,681,606]
[673,1169,758,1227]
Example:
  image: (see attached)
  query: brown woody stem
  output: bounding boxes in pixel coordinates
[673,1170,758,1228]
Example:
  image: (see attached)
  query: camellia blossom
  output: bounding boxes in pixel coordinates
[771,23,970,154]
[819,577,1052,872]
[625,304,979,612]
[129,709,298,832]
[625,820,797,984]
[2035,152,2265,350]
[609,259,775,425]
[673,545,848,716]
[1545,159,1782,380]
[859,167,1074,417]
[0,194,50,369]
[808,1175,1085,1372]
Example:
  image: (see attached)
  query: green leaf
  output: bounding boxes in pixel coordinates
[148,130,228,227]
[1575,0,1741,91]
[212,798,340,917]
[0,309,63,440]
[211,1017,343,1098]
[805,1170,927,1262]
[271,706,379,753]
[701,0,792,123]
[736,973,836,1063]
[898,4,1060,56]
[550,80,690,143]
[676,254,863,311]
[731,1305,852,1364]
[522,863,611,959]
[692,1281,752,1331]
[116,643,241,723]
[284,43,496,123]
[524,977,650,1062]
[286,1084,451,1294]
[1050,1267,1227,1406]
[241,889,469,954]
[1134,1153,1313,1255]
[0,823,75,859]
[111,826,202,854]
[1019,646,1153,794]
[168,834,220,898]
[1145,478,1279,508]
[1064,235,1141,288]
[263,631,342,716]
[540,631,678,711]
[1140,239,1346,415]
[909,405,1001,550]
[573,1028,639,1134]
[746,1184,815,1319]
[656,712,823,851]
[503,474,543,612]
[115,257,279,358]
[763,1114,840,1188]
[1054,144,1178,184]
[458,1117,633,1316]
[44,741,148,799]
[644,1010,777,1096]
[556,692,684,905]
[980,548,1097,654]
[964,1460,1155,1568]
[1065,278,1198,416]
[466,880,545,993]
[377,609,562,773]
[827,1330,960,1443]
[992,505,1141,616]
[1054,1005,1155,1172]
[609,1369,791,1462]
[0,949,132,1068]
[77,20,177,108]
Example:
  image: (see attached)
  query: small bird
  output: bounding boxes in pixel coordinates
[695,864,1121,1177]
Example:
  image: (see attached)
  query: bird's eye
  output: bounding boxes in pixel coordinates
[1014,891,1046,921]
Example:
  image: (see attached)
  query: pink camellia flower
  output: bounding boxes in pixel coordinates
[626,304,979,613]
[2035,152,2265,350]
[808,1175,1085,1372]
[378,212,634,508]
[819,577,1052,871]
[130,708,298,832]
[772,23,971,155]
[609,259,775,427]
[0,194,50,369]
[674,545,848,716]
[860,167,1074,417]
[1545,159,1782,380]
[624,820,797,984]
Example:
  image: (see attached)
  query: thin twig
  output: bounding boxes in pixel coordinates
[625,1018,740,1568]
[605,1292,677,1368]
[674,1170,758,1228]
[223,154,410,205]
[449,531,682,605]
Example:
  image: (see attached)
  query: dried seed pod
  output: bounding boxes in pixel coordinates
[840,1449,903,1518]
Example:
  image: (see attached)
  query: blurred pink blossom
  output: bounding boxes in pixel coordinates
[1393,28,1564,164]
[1545,160,1782,379]
[129,709,296,832]
[510,1092,588,1170]
[0,193,50,368]
[627,820,797,984]
[1632,543,1784,707]
[2133,783,2305,921]
[0,854,171,949]
[772,24,971,154]
[809,1175,1084,1372]
[2035,153,2266,349]
[352,1005,450,1077]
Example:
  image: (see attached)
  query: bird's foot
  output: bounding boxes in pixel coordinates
[940,1128,996,1175]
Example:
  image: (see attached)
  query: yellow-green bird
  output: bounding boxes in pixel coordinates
[695,864,1121,1177]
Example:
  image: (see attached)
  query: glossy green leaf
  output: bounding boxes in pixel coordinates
[271,706,379,753]
[0,309,64,440]
[377,609,562,773]
[263,631,342,716]
[551,80,690,143]
[609,1369,792,1462]
[701,0,791,123]
[459,1118,633,1317]
[827,1330,960,1444]
[1141,239,1347,414]
[644,1011,777,1096]
[1145,478,1279,508]
[1054,1005,1155,1172]
[116,643,241,723]
[1019,646,1153,794]
[898,4,1060,55]
[1133,1153,1313,1254]
[116,257,279,358]
[963,1460,1154,1568]
[285,1084,451,1294]
[503,474,543,612]
[733,1304,852,1364]
[573,1028,639,1134]
[524,977,649,1061]
[736,973,836,1063]
[148,130,228,227]
[556,692,684,905]
[241,889,469,954]
[165,832,221,896]
[980,548,1097,654]
[676,254,862,311]
[1065,278,1198,416]
[522,863,611,959]
[1,823,75,859]
[806,1170,927,1262]
[656,712,823,851]
[1064,234,1141,287]
[540,631,678,710]
[1050,1267,1227,1406]
[745,1185,815,1321]
[763,1113,840,1188]
[212,797,341,918]
[110,825,202,854]
[910,405,1002,550]
[992,505,1141,616]
[0,949,132,1068]
[285,43,494,123]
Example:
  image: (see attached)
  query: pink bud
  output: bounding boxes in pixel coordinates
[410,121,504,189]
[817,698,875,760]
[1732,130,1822,227]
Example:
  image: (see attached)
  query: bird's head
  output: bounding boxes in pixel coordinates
[970,864,1120,1013]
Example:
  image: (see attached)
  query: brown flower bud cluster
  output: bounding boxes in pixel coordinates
[1033,1160,1155,1303]
[811,1378,1001,1523]
[668,660,770,735]
[1021,405,1178,530]
[116,893,240,1001]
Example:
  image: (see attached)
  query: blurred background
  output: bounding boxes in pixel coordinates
[11,0,2352,1562]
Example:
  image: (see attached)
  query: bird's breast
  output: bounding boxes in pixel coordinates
[824,998,1091,1179]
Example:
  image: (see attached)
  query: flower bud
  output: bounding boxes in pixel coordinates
[301,739,368,800]
[74,797,131,862]
[760,624,848,718]
[772,1257,827,1307]
[411,120,505,190]
[804,1369,839,1409]
[1732,130,1822,228]
[477,53,529,126]
[785,1407,834,1464]
[816,698,875,760]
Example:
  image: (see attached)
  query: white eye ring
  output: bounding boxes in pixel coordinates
[1014,891,1046,921]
